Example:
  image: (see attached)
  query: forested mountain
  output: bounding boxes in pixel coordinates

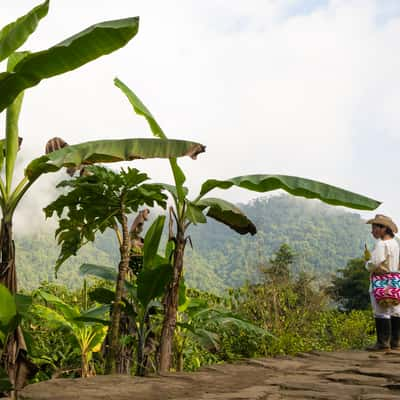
[15,195,372,292]
[184,195,372,292]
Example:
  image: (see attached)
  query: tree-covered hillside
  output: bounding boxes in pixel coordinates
[14,195,372,292]
[184,195,372,293]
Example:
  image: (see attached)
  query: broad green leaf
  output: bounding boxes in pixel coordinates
[36,290,79,321]
[0,17,139,113]
[74,305,110,325]
[170,159,187,203]
[89,325,108,353]
[88,288,136,319]
[186,202,207,225]
[15,293,32,315]
[25,138,205,182]
[137,263,173,307]
[165,239,175,261]
[5,52,29,194]
[0,284,17,334]
[89,287,116,304]
[114,79,200,202]
[114,78,167,139]
[32,304,72,331]
[79,264,117,282]
[158,183,189,205]
[0,0,49,63]
[199,175,381,211]
[143,215,166,270]
[178,278,187,308]
[196,197,256,235]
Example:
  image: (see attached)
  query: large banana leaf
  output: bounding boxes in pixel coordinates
[0,17,139,113]
[36,290,79,321]
[143,216,165,270]
[199,175,381,211]
[114,78,166,140]
[5,52,29,194]
[25,138,205,181]
[137,263,173,308]
[196,197,256,235]
[115,78,197,202]
[0,284,16,338]
[79,264,134,292]
[0,0,49,63]
[79,264,117,282]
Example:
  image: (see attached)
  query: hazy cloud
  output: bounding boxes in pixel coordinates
[1,0,400,233]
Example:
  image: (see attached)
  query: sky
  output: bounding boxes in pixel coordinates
[1,0,400,234]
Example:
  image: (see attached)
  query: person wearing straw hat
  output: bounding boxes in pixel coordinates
[364,214,400,351]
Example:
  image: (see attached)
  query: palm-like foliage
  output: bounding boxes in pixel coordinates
[33,290,108,378]
[114,79,381,372]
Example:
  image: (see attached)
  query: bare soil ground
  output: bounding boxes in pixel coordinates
[20,350,400,399]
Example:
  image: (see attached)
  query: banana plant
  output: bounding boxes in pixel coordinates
[79,216,173,376]
[33,290,109,378]
[0,284,33,395]
[175,296,270,371]
[114,79,381,372]
[0,1,205,387]
[45,169,173,374]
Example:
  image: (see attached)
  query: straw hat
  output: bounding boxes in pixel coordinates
[366,214,398,234]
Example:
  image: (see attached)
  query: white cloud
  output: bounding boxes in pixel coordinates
[1,0,400,232]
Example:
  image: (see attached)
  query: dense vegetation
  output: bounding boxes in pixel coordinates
[15,195,371,293]
[17,243,374,383]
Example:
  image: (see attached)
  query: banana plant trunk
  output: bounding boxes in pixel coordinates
[105,205,130,374]
[0,218,36,397]
[159,228,186,373]
[81,353,89,378]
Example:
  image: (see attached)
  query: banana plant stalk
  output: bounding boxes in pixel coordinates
[114,79,382,372]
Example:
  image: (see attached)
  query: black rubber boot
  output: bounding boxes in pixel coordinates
[366,318,391,351]
[391,317,400,350]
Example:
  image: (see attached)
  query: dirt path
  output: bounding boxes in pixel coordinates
[20,350,400,399]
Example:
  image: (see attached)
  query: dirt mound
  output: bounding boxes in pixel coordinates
[20,350,400,399]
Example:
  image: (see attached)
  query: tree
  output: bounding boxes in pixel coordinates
[113,79,381,372]
[329,258,370,311]
[263,243,295,282]
[77,216,174,377]
[0,2,204,389]
[44,166,170,374]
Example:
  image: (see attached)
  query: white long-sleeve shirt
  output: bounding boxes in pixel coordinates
[366,239,400,273]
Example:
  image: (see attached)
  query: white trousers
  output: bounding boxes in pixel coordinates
[370,291,400,319]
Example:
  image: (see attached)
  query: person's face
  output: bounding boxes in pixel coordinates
[371,224,385,239]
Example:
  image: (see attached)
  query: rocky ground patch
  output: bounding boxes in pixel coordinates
[20,350,400,399]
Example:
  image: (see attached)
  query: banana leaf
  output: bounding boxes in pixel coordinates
[0,17,139,113]
[115,78,198,202]
[25,138,205,181]
[199,175,381,211]
[137,263,173,308]
[79,264,117,282]
[0,284,16,338]
[196,197,256,235]
[143,216,166,270]
[0,0,49,63]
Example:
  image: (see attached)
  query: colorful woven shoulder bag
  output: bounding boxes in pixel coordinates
[371,244,400,307]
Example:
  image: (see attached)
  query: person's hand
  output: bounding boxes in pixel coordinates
[364,244,371,262]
